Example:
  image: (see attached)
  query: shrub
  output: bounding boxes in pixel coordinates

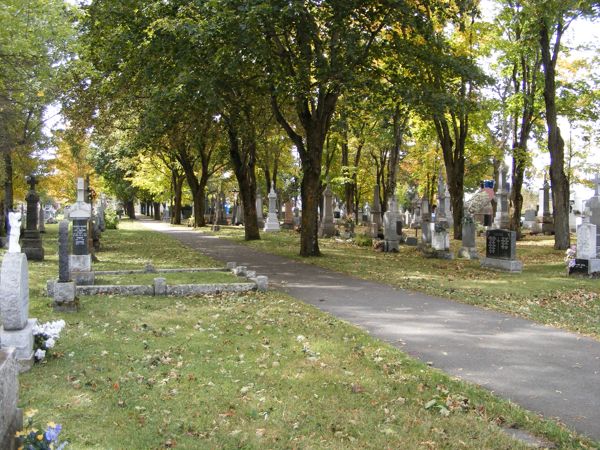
[104,207,119,229]
[354,233,372,247]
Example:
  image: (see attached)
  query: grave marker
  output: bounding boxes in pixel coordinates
[480,229,522,272]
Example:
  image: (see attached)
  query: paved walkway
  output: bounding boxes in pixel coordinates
[140,219,600,441]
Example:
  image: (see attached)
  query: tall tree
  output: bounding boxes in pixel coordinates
[535,0,599,249]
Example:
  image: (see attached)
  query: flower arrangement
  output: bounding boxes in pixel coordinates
[32,320,65,362]
[16,409,67,450]
[565,245,577,270]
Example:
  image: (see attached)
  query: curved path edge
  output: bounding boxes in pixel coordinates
[140,219,600,441]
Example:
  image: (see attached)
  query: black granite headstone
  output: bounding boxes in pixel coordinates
[485,229,516,260]
[72,219,88,255]
[569,259,589,275]
[396,220,403,236]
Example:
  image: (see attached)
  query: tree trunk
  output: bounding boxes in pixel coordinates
[510,148,525,238]
[225,117,260,241]
[341,131,353,218]
[300,156,321,256]
[125,199,136,219]
[540,18,570,249]
[172,174,184,225]
[153,202,161,220]
[4,151,13,212]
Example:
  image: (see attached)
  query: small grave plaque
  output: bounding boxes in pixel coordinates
[569,259,589,275]
[72,219,88,255]
[485,229,516,260]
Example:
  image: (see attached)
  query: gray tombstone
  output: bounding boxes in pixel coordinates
[537,176,554,234]
[436,171,448,226]
[255,190,264,228]
[493,164,510,229]
[38,204,46,233]
[458,216,479,259]
[0,250,35,371]
[264,187,280,232]
[370,185,382,238]
[0,347,22,448]
[53,221,77,312]
[383,198,399,252]
[319,184,335,238]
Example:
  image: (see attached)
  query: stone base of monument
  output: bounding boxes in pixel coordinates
[70,254,94,285]
[383,240,399,252]
[433,250,455,260]
[264,214,280,232]
[458,247,479,259]
[480,257,523,273]
[0,319,35,372]
[318,223,336,238]
[20,230,45,261]
[53,282,79,312]
[0,348,23,450]
[569,258,600,277]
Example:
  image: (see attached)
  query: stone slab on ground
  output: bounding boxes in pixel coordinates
[138,218,600,442]
[480,257,523,273]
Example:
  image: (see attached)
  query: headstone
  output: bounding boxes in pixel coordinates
[319,184,335,238]
[0,241,36,371]
[493,164,510,229]
[458,215,479,259]
[263,187,280,232]
[293,207,300,227]
[444,185,453,228]
[20,175,44,261]
[0,347,22,450]
[283,201,294,229]
[69,178,94,285]
[522,209,536,230]
[436,171,448,226]
[38,204,45,233]
[431,222,453,259]
[383,198,399,252]
[53,220,77,312]
[217,192,228,225]
[363,203,370,225]
[480,229,523,272]
[370,185,382,238]
[420,196,432,246]
[569,214,600,276]
[537,176,554,234]
[255,190,264,228]
[585,173,600,257]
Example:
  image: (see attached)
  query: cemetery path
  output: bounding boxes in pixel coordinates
[140,219,600,442]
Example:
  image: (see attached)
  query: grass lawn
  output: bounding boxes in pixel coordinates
[213,226,600,339]
[13,221,598,448]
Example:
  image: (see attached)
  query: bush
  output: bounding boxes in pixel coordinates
[354,233,373,247]
[104,207,120,229]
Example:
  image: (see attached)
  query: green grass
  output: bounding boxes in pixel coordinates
[16,221,598,449]
[213,226,600,339]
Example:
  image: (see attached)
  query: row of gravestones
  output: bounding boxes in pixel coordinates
[571,175,600,276]
[0,214,35,449]
[0,177,109,448]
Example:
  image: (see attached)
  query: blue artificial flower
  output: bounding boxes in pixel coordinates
[44,423,62,442]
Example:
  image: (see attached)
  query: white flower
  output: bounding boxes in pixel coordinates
[45,338,56,349]
[34,349,46,361]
